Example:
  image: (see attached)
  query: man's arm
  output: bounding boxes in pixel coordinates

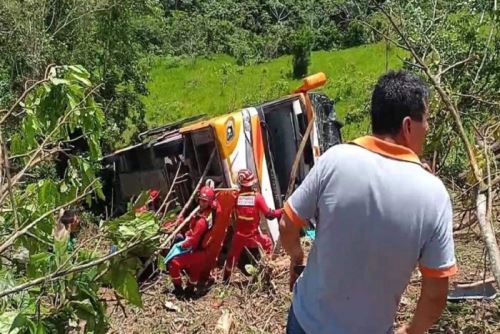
[181,218,207,249]
[255,193,282,219]
[396,276,449,334]
[279,209,305,291]
[397,192,456,333]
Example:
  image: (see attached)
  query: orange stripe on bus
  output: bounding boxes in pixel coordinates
[251,115,264,182]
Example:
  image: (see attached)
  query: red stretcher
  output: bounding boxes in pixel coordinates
[195,189,237,285]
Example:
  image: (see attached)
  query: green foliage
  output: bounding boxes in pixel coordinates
[144,43,407,141]
[105,259,143,308]
[0,67,112,333]
[160,0,375,65]
[103,210,160,255]
[343,20,371,47]
[0,0,166,150]
[375,0,499,186]
[292,27,313,79]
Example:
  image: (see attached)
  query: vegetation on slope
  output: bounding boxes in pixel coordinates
[143,42,407,140]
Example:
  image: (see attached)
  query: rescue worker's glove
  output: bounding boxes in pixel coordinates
[174,233,184,244]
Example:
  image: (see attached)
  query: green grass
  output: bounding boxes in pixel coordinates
[143,42,407,140]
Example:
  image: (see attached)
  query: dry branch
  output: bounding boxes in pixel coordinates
[374,0,500,287]
[137,149,216,278]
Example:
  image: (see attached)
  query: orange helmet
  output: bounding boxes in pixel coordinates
[237,169,256,187]
[199,186,215,203]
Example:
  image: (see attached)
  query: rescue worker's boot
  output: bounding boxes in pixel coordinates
[172,284,184,297]
[205,275,216,287]
[184,283,195,298]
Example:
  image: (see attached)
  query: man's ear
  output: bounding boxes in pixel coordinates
[401,116,412,141]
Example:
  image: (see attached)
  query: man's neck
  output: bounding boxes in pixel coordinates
[372,134,404,147]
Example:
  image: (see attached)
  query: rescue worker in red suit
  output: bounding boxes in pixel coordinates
[135,189,160,213]
[168,186,217,296]
[223,169,282,281]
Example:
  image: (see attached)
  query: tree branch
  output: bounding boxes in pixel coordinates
[0,129,19,229]
[0,231,160,298]
[0,181,97,255]
[453,92,500,106]
[438,55,477,77]
[0,77,50,125]
[0,84,101,201]
[374,0,500,289]
[375,2,484,188]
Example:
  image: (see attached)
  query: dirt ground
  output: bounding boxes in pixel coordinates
[100,222,500,334]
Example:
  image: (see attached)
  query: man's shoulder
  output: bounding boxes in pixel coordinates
[418,170,450,201]
[319,143,364,161]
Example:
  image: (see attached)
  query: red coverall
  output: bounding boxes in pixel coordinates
[224,190,282,277]
[168,208,211,287]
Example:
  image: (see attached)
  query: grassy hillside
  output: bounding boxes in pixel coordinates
[143,42,407,140]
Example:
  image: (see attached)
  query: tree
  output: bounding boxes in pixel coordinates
[0,0,166,151]
[292,27,314,78]
[366,0,500,285]
[0,66,167,332]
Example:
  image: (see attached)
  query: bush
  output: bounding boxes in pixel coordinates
[343,21,370,47]
[292,27,313,79]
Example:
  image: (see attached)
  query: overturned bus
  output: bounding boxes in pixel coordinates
[101,72,343,244]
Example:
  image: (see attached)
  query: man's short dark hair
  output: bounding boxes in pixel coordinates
[371,70,430,135]
[60,209,78,226]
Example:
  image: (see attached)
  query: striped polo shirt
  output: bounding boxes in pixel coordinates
[284,136,457,334]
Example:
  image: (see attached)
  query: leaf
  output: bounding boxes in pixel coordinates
[95,183,105,201]
[163,301,180,312]
[244,264,258,276]
[60,183,68,193]
[27,252,53,278]
[9,313,30,334]
[131,191,151,211]
[34,322,46,334]
[157,256,166,272]
[70,73,92,87]
[67,65,87,75]
[10,133,26,155]
[215,310,234,334]
[50,78,69,86]
[109,269,142,308]
[38,180,58,209]
[66,93,78,111]
[72,300,97,331]
[88,135,101,160]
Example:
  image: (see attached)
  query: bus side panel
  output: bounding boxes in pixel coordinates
[248,108,280,245]
[296,95,321,163]
[217,113,247,187]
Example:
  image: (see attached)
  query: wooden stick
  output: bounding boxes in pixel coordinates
[274,118,315,255]
[137,149,216,278]
[454,277,495,289]
[285,118,315,199]
[157,162,182,219]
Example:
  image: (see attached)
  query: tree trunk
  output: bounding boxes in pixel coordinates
[476,190,500,286]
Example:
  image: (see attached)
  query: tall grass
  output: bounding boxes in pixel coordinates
[143,42,407,140]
